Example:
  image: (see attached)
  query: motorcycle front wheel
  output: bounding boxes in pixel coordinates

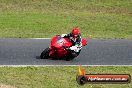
[40,48,50,59]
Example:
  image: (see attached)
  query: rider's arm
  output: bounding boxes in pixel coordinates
[70,35,82,52]
[75,36,82,49]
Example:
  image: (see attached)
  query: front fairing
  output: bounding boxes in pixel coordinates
[50,36,72,58]
[51,36,72,48]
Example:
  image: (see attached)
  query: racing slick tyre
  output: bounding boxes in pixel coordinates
[66,50,81,61]
[76,75,87,85]
[40,48,50,59]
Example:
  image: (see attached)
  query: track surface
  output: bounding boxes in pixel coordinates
[0,38,132,65]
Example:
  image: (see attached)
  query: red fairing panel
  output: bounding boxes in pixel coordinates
[49,36,72,59]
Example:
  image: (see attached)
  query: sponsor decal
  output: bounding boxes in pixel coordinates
[76,66,131,85]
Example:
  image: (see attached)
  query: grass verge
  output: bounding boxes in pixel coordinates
[0,66,132,88]
[0,0,132,38]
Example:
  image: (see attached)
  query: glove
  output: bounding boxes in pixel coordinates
[61,34,67,37]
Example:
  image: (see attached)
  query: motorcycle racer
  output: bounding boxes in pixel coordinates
[40,27,87,61]
[61,27,82,58]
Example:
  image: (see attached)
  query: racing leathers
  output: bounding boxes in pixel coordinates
[61,33,82,57]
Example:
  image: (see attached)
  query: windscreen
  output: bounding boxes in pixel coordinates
[56,37,65,44]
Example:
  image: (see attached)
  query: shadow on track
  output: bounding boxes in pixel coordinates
[35,56,67,61]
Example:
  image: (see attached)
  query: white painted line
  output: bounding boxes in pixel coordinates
[0,65,132,67]
[29,38,51,39]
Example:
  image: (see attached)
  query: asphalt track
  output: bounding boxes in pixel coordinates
[0,38,132,65]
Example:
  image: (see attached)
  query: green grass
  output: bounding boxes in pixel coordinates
[0,66,132,88]
[0,0,132,38]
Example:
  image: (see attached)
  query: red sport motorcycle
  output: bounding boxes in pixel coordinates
[40,35,87,61]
